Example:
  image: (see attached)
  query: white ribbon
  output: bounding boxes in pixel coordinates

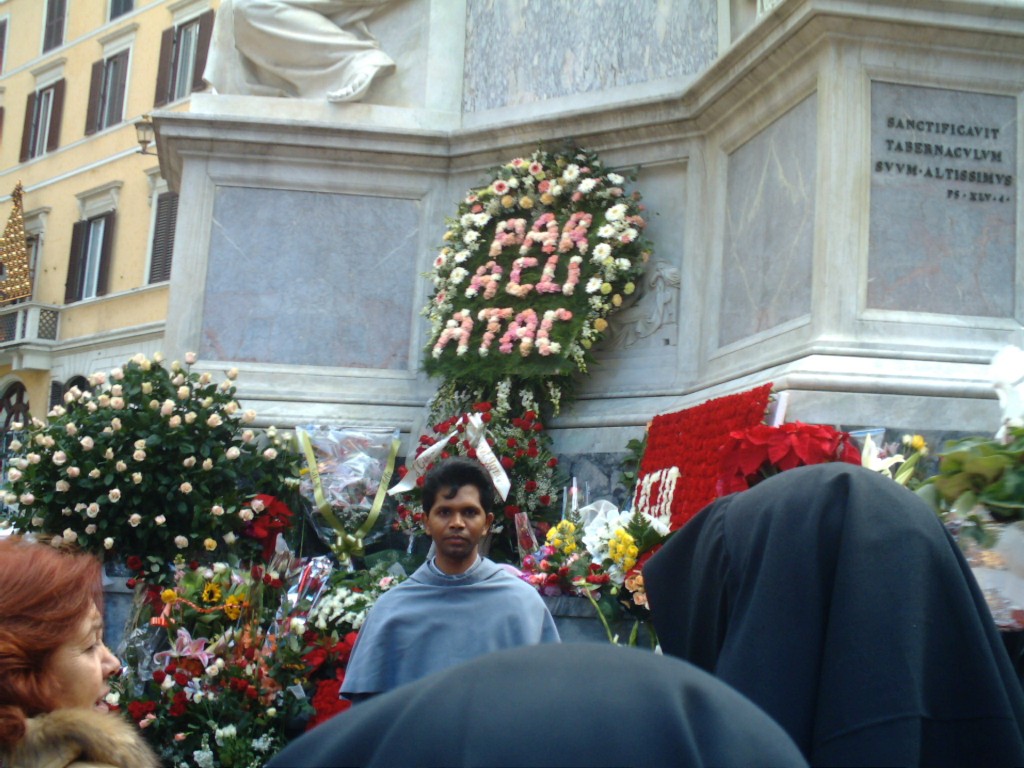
[388,413,511,500]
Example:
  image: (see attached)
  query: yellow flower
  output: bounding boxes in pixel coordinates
[501,195,516,208]
[519,196,534,209]
[540,193,555,205]
[201,582,222,604]
[203,538,217,551]
[612,294,622,307]
[911,434,927,452]
[160,589,177,605]
[624,282,636,295]
[224,594,243,620]
[600,282,613,295]
[594,318,609,332]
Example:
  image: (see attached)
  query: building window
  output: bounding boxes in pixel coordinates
[149,191,178,283]
[65,213,115,303]
[43,0,66,53]
[154,10,214,107]
[85,50,129,135]
[110,0,133,21]
[19,80,65,162]
[0,382,29,432]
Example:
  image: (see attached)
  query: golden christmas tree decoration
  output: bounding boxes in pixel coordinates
[0,182,32,304]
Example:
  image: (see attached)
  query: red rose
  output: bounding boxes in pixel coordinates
[482,412,493,423]
[524,480,538,492]
[127,700,157,722]
[539,495,551,506]
[168,691,188,717]
[306,677,352,731]
[500,456,514,470]
[507,438,517,448]
[503,504,520,519]
[174,672,189,687]
[151,669,166,684]
[547,458,558,468]
[125,555,143,572]
[396,465,409,479]
[472,402,493,412]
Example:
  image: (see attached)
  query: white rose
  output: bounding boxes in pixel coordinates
[62,529,77,542]
[19,493,34,505]
[132,472,142,484]
[182,456,196,468]
[207,414,223,428]
[211,505,224,516]
[85,524,97,535]
[202,458,213,471]
[185,351,197,365]
[108,488,121,502]
[226,447,240,460]
[133,450,146,462]
[227,368,238,380]
[103,537,114,550]
[89,469,101,479]
[7,468,21,482]
[241,410,256,424]
[168,415,182,428]
[55,480,70,492]
[128,514,142,527]
[80,436,94,450]
[67,466,80,478]
[155,515,166,525]
[160,400,175,416]
[177,386,190,400]
[180,482,193,494]
[223,532,237,545]
[141,382,153,395]
[87,504,100,518]
[263,448,278,461]
[174,535,188,549]
[239,509,254,522]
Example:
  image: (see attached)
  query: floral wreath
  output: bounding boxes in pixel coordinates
[422,147,650,413]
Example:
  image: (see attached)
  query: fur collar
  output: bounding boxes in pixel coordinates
[3,708,158,768]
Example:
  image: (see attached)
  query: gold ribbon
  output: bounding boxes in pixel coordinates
[297,428,401,567]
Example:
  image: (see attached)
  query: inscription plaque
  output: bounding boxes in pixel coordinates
[869,82,1016,317]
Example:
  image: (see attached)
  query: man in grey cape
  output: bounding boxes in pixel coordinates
[340,457,560,701]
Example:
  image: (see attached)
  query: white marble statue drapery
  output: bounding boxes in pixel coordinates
[204,0,397,102]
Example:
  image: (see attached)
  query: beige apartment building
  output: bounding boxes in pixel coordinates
[0,0,218,432]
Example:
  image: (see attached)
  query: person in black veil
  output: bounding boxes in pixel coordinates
[644,462,1024,767]
[266,643,807,767]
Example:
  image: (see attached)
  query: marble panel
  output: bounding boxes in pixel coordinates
[868,82,1017,318]
[463,0,718,112]
[201,187,420,369]
[719,94,817,348]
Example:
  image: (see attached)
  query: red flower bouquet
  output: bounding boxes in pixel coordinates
[717,421,862,494]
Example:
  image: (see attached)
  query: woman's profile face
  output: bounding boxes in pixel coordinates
[47,602,120,711]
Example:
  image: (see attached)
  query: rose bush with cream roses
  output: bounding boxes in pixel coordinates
[2,353,301,583]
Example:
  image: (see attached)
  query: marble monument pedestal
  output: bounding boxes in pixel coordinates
[156,0,1024,473]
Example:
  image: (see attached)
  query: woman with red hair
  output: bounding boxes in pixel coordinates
[0,536,158,767]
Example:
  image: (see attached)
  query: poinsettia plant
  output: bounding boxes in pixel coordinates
[717,421,862,495]
[1,353,302,583]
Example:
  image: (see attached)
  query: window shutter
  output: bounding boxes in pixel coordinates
[48,380,63,409]
[107,50,129,127]
[192,10,215,91]
[85,60,104,136]
[45,79,65,153]
[149,192,178,284]
[0,106,5,144]
[19,92,36,163]
[154,27,175,107]
[95,212,115,297]
[64,220,87,304]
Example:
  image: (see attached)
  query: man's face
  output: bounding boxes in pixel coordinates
[424,484,494,573]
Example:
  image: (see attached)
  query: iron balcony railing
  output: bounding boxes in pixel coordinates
[0,302,60,347]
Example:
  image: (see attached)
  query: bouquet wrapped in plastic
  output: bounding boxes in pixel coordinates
[295,426,401,566]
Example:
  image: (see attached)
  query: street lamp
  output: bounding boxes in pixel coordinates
[135,115,157,156]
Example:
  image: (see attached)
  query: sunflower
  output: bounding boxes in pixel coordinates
[201,582,223,604]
